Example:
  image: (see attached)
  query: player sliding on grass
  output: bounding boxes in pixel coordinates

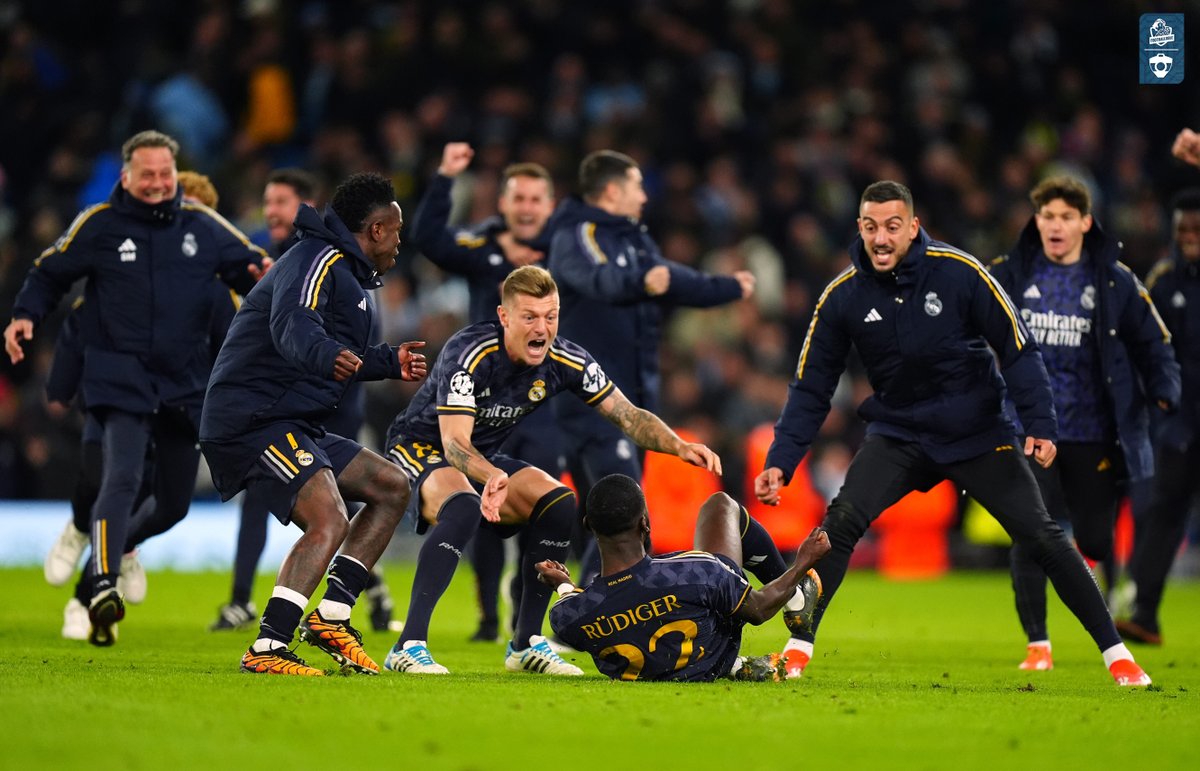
[539,473,830,681]
[382,265,721,676]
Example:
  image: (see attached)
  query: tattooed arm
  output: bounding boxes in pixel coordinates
[438,413,508,521]
[592,387,723,475]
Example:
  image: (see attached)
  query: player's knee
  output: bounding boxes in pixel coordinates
[101,468,144,500]
[317,512,350,547]
[1021,524,1073,562]
[370,465,410,522]
[297,498,350,547]
[531,486,576,538]
[823,499,869,546]
[1074,530,1112,563]
[704,491,736,508]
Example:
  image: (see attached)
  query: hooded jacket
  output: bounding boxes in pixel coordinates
[990,218,1179,480]
[11,183,264,420]
[765,229,1055,483]
[548,196,742,428]
[200,204,403,442]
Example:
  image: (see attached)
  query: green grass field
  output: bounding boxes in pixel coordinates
[3,564,1196,770]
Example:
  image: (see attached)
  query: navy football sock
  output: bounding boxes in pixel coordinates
[398,492,481,645]
[470,527,506,626]
[322,554,370,607]
[258,589,306,647]
[514,487,576,649]
[74,559,93,605]
[739,506,788,584]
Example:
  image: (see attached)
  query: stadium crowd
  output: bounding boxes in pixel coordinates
[0,0,1197,574]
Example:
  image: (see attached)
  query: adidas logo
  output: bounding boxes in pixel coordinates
[358,298,368,311]
[119,238,137,263]
[1024,284,1042,299]
[863,308,882,322]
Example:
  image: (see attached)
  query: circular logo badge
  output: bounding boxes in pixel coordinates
[182,233,198,257]
[450,371,474,397]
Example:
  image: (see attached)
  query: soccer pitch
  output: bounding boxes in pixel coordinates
[3,565,1195,770]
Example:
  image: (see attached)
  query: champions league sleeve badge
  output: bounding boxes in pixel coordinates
[1141,15,1184,85]
[447,370,476,407]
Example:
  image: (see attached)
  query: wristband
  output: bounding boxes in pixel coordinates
[556,582,577,597]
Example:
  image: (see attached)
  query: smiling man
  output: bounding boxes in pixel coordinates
[5,129,266,646]
[382,265,722,676]
[755,180,1153,687]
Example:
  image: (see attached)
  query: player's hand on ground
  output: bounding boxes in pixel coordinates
[438,142,474,176]
[754,467,785,506]
[480,472,509,522]
[643,265,670,296]
[535,560,571,587]
[795,527,830,569]
[398,341,427,380]
[679,442,721,476]
[247,255,274,282]
[333,349,363,381]
[733,270,756,299]
[496,232,544,267]
[1024,436,1057,468]
[4,318,33,364]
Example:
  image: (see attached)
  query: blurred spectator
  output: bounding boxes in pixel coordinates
[1,1,1198,526]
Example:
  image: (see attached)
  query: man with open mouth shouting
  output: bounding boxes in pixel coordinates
[382,265,721,676]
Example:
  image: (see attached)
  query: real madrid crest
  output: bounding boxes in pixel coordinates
[1172,290,1186,308]
[1081,285,1096,310]
[528,379,547,402]
[923,291,942,317]
[295,449,314,466]
[182,232,198,257]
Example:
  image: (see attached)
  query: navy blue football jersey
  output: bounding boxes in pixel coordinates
[387,321,615,455]
[1021,253,1110,441]
[549,551,752,682]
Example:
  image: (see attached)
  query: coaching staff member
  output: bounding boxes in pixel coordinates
[5,130,267,646]
[754,180,1151,687]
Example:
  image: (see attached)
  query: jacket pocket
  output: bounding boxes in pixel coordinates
[80,348,157,413]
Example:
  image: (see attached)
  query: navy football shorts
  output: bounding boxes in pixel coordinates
[386,436,530,535]
[202,423,363,525]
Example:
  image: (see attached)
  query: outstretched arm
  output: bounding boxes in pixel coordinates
[736,527,830,625]
[593,387,721,475]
